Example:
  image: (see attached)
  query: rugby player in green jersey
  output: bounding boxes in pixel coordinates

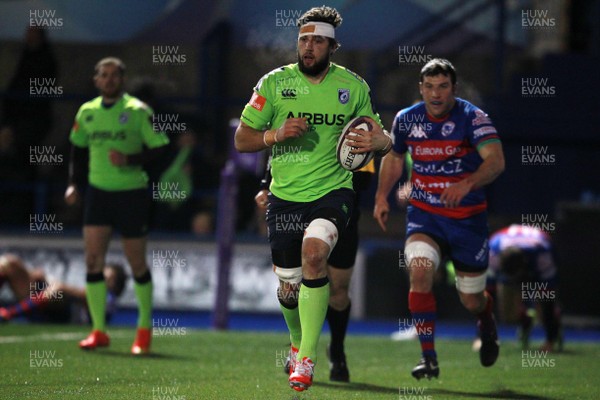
[64,57,169,354]
[235,6,391,391]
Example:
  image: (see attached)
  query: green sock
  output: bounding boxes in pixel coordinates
[298,279,330,362]
[86,273,107,332]
[133,271,153,329]
[279,303,302,349]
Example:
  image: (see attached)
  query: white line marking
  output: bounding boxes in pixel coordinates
[0,330,132,344]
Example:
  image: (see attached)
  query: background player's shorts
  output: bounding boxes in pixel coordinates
[406,205,489,272]
[84,185,150,238]
[267,188,354,269]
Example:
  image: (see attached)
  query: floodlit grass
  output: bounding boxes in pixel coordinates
[1,323,598,399]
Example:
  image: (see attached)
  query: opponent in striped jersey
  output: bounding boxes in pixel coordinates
[392,98,500,218]
[374,58,505,380]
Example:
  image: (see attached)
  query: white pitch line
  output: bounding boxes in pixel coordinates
[0,330,132,344]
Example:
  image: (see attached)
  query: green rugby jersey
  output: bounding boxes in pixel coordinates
[70,93,169,191]
[241,63,383,202]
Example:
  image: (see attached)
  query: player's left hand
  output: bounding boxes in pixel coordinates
[109,149,127,166]
[349,117,390,154]
[440,180,472,208]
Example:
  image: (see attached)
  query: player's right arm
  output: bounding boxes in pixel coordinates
[235,72,309,153]
[374,150,405,232]
[234,118,308,153]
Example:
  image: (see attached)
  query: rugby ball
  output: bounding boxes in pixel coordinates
[336,116,375,171]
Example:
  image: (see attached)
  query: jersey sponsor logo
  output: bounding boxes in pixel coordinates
[472,110,491,126]
[285,111,345,126]
[413,159,463,175]
[408,124,428,139]
[249,92,267,111]
[280,88,297,99]
[427,181,451,189]
[473,126,497,138]
[413,145,461,157]
[338,88,349,104]
[119,112,129,124]
[90,130,126,141]
[441,121,455,137]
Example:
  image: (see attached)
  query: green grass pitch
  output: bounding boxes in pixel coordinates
[1,323,598,399]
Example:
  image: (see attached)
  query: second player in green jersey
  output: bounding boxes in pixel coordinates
[70,93,168,191]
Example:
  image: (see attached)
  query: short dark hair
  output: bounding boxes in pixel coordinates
[499,247,528,280]
[94,57,126,76]
[420,58,457,85]
[105,263,128,297]
[297,6,342,48]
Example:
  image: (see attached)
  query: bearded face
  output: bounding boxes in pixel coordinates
[297,35,333,77]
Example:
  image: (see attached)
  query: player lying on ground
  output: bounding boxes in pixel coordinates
[0,253,126,324]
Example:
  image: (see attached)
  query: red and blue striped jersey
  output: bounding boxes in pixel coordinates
[391,98,500,218]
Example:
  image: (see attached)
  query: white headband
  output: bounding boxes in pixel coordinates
[298,21,335,39]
